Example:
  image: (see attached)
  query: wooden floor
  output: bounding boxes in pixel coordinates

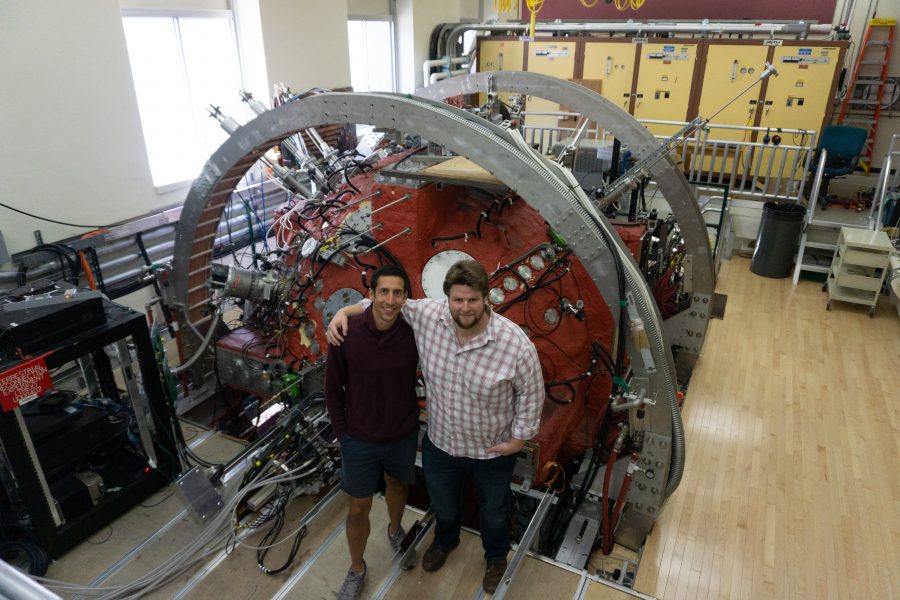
[633,257,900,599]
[43,258,898,599]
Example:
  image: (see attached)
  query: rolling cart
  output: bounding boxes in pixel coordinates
[825,227,893,316]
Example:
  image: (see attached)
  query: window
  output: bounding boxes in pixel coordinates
[122,12,246,188]
[347,19,396,93]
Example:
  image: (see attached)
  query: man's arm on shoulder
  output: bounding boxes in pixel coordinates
[326,302,368,345]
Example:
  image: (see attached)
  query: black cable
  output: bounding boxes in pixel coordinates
[257,502,308,575]
[431,231,476,247]
[0,201,109,228]
[24,244,79,284]
[140,490,175,508]
[88,246,107,294]
[86,525,114,544]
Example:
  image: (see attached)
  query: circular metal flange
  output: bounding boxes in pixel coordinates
[421,250,476,298]
[322,288,365,329]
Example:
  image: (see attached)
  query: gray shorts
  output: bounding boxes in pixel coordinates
[339,429,417,498]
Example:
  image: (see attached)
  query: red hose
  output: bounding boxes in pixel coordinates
[604,453,638,554]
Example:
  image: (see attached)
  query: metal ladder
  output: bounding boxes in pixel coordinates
[791,150,879,285]
[837,17,896,173]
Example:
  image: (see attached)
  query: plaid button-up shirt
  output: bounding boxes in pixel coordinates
[396,297,544,459]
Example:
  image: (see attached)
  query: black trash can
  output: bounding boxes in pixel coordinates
[750,201,806,278]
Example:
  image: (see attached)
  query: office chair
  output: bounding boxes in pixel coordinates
[808,125,868,209]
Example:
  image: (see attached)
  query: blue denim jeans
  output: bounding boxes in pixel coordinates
[422,434,516,561]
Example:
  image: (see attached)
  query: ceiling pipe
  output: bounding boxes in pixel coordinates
[440,20,831,60]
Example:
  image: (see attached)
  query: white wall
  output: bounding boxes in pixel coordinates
[0,0,355,261]
[0,1,164,256]
[258,0,351,93]
[233,0,270,104]
[396,0,462,91]
[120,0,228,9]
[348,0,391,17]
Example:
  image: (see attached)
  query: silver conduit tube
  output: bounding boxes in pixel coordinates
[171,309,221,375]
[0,560,63,600]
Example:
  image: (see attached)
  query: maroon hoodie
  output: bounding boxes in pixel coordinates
[325,306,419,442]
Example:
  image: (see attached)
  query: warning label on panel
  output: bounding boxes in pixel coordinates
[534,47,569,58]
[781,56,831,65]
[0,354,53,412]
[648,52,689,60]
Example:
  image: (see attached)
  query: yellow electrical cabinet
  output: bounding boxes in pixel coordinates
[582,41,637,112]
[477,38,525,107]
[475,35,846,186]
[693,43,770,177]
[757,43,844,182]
[633,41,699,137]
[524,40,578,132]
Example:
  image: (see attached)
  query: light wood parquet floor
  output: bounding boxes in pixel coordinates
[633,257,900,600]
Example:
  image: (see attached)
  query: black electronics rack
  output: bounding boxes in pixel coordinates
[0,299,181,558]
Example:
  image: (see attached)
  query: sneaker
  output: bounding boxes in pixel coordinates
[421,540,459,572]
[483,558,507,594]
[337,561,366,600]
[388,525,417,570]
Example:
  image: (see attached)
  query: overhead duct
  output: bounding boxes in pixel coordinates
[432,19,831,61]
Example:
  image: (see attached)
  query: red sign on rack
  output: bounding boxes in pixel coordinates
[0,354,53,413]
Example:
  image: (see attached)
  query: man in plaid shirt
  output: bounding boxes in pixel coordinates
[327,260,544,594]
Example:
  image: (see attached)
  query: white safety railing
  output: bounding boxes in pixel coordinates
[874,133,900,230]
[519,112,818,203]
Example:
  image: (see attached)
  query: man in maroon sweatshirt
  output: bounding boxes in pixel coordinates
[325,265,420,600]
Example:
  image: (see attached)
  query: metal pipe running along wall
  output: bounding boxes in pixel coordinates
[435,20,831,60]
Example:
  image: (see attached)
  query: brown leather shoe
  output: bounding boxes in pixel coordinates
[483,558,507,593]
[422,540,459,572]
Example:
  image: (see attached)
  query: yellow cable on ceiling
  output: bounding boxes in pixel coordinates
[526,0,543,37]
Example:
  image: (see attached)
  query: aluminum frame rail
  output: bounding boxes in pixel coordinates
[171,91,682,548]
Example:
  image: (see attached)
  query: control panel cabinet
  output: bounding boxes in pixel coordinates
[0,300,180,558]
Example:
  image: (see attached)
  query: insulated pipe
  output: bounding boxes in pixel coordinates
[0,559,62,600]
[423,56,469,87]
[428,68,470,85]
[441,20,828,59]
[171,309,221,375]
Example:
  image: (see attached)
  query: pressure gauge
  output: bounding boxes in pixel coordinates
[503,276,519,291]
[544,307,559,325]
[489,288,506,304]
[517,265,533,280]
[542,246,557,261]
[301,237,319,257]
[529,254,545,271]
